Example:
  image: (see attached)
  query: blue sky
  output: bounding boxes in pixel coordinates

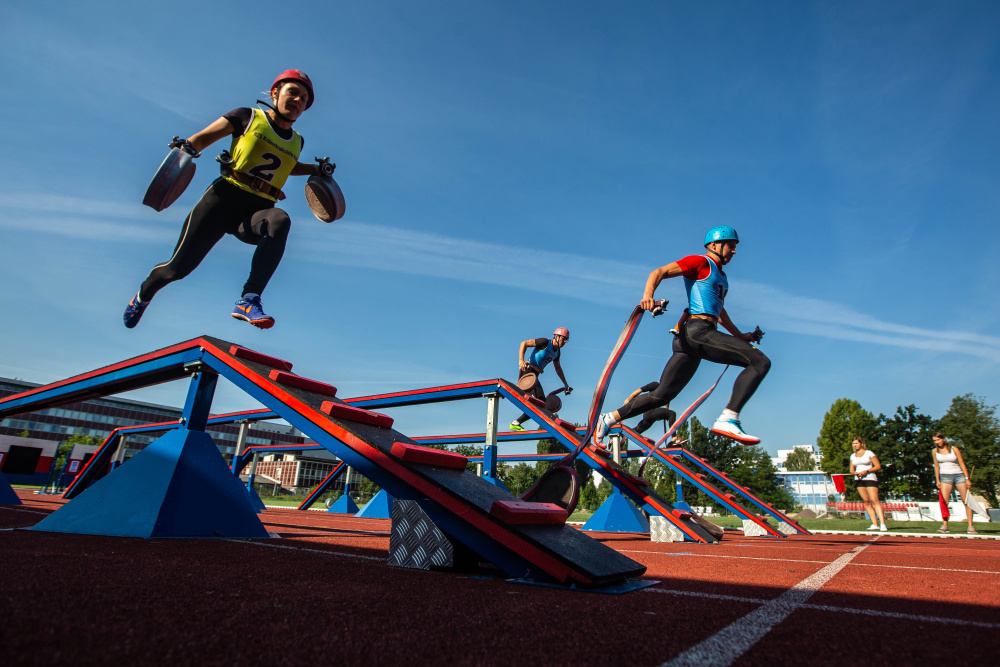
[2,1,998,457]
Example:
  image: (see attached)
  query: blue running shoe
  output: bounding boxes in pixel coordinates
[232,295,275,329]
[123,291,149,329]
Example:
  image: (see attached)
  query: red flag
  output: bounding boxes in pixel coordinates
[938,490,950,520]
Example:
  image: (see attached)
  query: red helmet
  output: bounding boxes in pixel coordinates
[271,69,314,109]
[553,327,570,340]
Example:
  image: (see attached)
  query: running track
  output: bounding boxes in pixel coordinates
[2,491,999,666]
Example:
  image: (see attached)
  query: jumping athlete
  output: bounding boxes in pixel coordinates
[622,383,676,437]
[594,226,770,445]
[509,328,572,431]
[123,69,324,330]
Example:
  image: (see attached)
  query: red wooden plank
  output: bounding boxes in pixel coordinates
[268,370,337,397]
[672,508,694,519]
[489,500,568,525]
[320,400,393,429]
[229,345,293,371]
[389,442,468,470]
[526,395,546,409]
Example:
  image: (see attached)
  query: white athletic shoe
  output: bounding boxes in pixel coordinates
[879,525,888,532]
[710,418,760,445]
[867,524,879,530]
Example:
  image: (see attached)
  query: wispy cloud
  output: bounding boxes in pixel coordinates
[4,189,998,363]
[295,221,1000,363]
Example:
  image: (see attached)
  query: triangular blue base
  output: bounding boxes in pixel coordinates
[0,473,22,505]
[32,430,269,538]
[327,493,360,514]
[356,489,394,518]
[582,493,650,532]
[246,485,266,512]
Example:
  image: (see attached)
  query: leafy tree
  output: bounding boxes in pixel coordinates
[17,429,30,438]
[578,468,600,511]
[874,405,937,500]
[500,462,540,496]
[816,399,877,476]
[784,447,816,472]
[727,446,795,510]
[939,394,1000,506]
[453,443,484,473]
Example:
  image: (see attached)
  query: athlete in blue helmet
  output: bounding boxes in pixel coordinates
[595,226,770,445]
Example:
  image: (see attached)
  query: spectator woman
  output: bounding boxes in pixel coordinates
[932,432,976,534]
[850,437,887,532]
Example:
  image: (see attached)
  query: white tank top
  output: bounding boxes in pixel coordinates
[935,449,962,475]
[850,449,877,481]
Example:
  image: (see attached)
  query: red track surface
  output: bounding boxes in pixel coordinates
[3,491,999,666]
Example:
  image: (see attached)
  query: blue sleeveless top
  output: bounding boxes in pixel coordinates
[529,339,560,370]
[684,256,728,318]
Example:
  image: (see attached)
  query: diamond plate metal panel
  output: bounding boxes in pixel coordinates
[742,519,768,537]
[389,499,454,569]
[778,521,797,535]
[649,516,684,542]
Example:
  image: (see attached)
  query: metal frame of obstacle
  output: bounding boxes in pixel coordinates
[345,380,718,543]
[58,376,802,538]
[614,424,810,535]
[0,337,645,587]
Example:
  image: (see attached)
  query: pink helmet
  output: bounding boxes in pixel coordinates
[553,327,570,340]
[271,69,314,109]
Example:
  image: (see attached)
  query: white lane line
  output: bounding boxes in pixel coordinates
[642,587,1000,629]
[660,536,879,667]
[0,506,50,516]
[850,562,999,575]
[224,538,383,561]
[622,549,999,574]
[620,550,830,565]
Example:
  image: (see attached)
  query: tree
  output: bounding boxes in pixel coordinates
[727,446,795,511]
[499,462,540,496]
[784,447,816,472]
[874,405,937,500]
[939,394,1000,506]
[453,444,484,473]
[816,399,877,476]
[578,469,600,511]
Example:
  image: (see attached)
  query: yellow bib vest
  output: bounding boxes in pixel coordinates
[224,108,303,201]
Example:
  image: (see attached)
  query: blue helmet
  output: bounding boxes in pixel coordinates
[704,226,739,247]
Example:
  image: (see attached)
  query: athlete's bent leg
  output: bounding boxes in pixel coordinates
[240,208,291,297]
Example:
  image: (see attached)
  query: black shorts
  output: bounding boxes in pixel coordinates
[856,480,878,488]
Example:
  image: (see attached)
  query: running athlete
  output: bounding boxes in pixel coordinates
[123,70,324,330]
[594,226,770,445]
[622,383,676,437]
[509,328,572,431]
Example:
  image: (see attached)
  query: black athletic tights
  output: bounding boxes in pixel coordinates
[139,178,290,301]
[618,319,770,421]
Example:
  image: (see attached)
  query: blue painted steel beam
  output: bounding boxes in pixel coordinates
[297,461,347,510]
[0,345,205,418]
[613,426,783,537]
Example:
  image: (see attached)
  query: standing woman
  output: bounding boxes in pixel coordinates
[850,437,887,532]
[124,70,324,330]
[932,432,976,534]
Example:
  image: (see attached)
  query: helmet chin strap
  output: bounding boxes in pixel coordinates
[256,99,294,124]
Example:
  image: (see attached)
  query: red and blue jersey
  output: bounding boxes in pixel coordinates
[677,255,728,318]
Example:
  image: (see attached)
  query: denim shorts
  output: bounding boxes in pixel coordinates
[940,473,967,486]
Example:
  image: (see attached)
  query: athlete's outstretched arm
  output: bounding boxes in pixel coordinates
[553,359,569,390]
[186,118,234,153]
[640,262,683,310]
[517,339,536,372]
[290,161,321,176]
[719,308,755,341]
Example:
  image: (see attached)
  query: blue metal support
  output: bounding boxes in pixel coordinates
[180,368,218,432]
